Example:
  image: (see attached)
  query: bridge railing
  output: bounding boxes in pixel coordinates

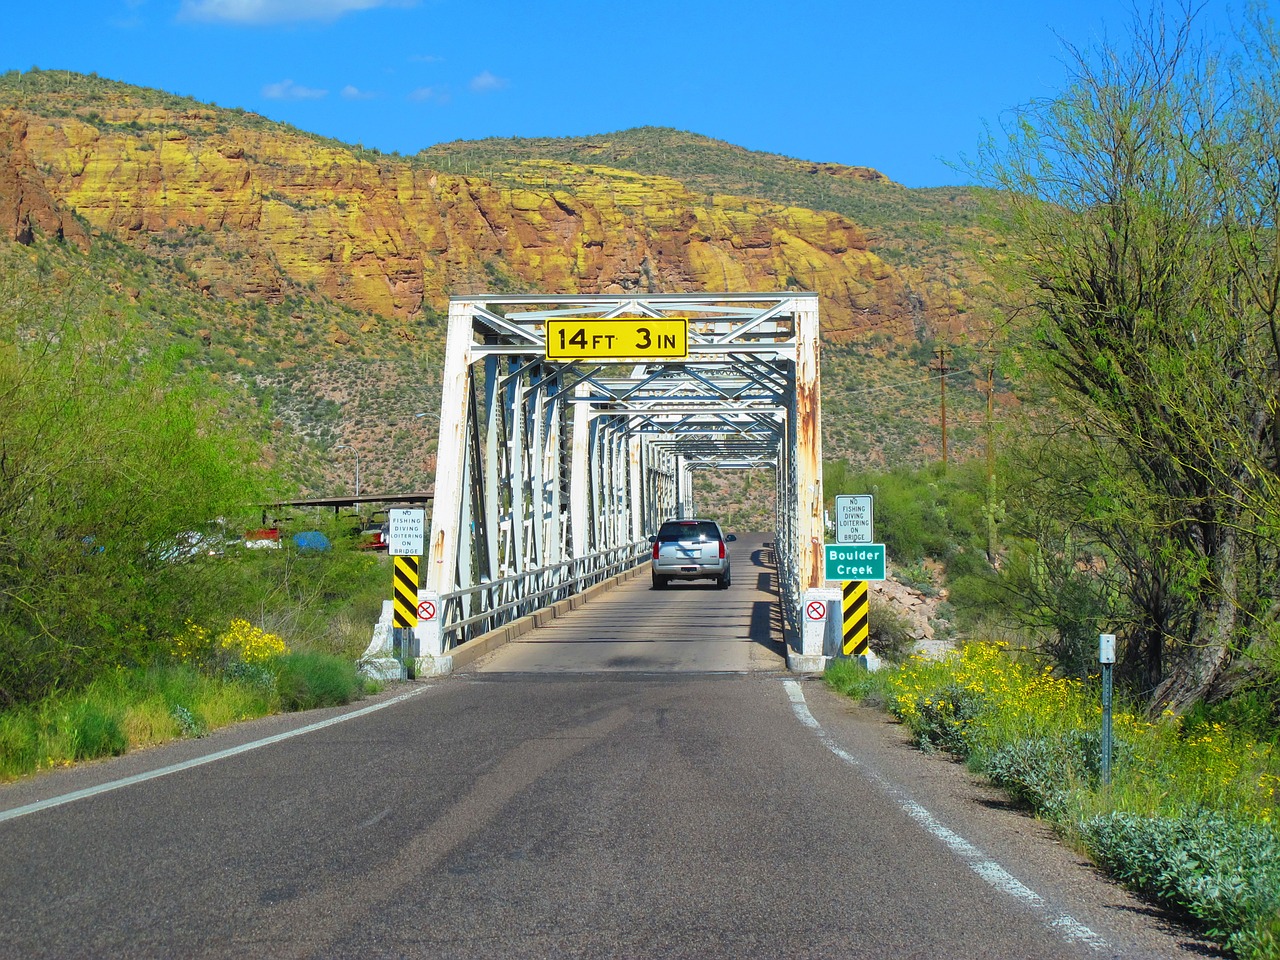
[436,540,649,648]
[776,553,802,644]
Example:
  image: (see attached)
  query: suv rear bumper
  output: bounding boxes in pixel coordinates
[652,560,729,579]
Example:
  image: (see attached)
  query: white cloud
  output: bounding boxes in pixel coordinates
[469,70,507,93]
[409,86,449,105]
[179,0,415,25]
[341,85,376,100]
[262,79,328,100]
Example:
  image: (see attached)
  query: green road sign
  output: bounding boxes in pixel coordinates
[824,543,886,581]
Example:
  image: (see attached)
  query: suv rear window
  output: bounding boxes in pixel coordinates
[656,520,721,541]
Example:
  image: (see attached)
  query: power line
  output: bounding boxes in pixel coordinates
[844,368,971,396]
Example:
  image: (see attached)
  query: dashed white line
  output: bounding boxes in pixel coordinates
[783,679,1108,952]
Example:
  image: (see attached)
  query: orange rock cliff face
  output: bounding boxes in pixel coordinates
[0,103,929,343]
[1,115,89,251]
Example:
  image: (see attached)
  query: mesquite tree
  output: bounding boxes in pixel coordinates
[0,249,270,706]
[984,6,1280,711]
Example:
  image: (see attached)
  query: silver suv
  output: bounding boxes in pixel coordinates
[649,518,736,589]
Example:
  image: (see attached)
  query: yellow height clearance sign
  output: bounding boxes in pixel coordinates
[545,317,688,362]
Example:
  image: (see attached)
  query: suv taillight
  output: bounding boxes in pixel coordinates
[653,540,660,559]
[719,540,726,559]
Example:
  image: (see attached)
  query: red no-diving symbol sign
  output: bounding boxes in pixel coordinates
[417,599,437,621]
[806,600,827,621]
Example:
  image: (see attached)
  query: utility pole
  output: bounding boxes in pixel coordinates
[336,444,361,497]
[985,360,995,486]
[983,358,997,564]
[933,345,950,471]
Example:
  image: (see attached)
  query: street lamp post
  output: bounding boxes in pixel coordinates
[335,444,361,497]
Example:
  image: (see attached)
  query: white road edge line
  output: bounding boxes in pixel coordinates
[0,685,433,825]
[783,680,1108,952]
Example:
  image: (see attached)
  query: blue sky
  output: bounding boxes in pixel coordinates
[1,1,1258,188]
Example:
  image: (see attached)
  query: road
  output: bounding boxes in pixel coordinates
[0,534,1209,958]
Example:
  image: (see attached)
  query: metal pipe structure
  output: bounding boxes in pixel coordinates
[425,294,824,656]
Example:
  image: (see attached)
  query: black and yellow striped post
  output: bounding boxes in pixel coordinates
[842,580,869,659]
[393,555,419,627]
[392,555,419,678]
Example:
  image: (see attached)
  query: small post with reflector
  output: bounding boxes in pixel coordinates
[392,555,419,679]
[1099,633,1116,785]
[387,507,426,680]
[841,580,870,665]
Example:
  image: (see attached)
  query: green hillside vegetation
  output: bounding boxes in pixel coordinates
[0,67,356,151]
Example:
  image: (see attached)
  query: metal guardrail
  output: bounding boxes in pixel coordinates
[776,550,802,645]
[436,541,650,648]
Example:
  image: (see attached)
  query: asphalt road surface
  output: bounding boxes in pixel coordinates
[0,534,1212,959]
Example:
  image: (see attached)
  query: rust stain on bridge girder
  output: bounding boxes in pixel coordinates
[795,300,825,591]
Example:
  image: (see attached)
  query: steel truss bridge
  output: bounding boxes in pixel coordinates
[422,293,826,667]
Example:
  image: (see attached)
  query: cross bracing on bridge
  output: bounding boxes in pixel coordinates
[424,293,825,661]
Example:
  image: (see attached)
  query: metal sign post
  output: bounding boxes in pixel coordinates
[1099,633,1116,786]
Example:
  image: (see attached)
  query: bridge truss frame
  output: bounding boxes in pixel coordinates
[424,293,825,657]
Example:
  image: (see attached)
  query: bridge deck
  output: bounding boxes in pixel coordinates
[470,533,786,673]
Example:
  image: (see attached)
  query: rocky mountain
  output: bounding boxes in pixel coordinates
[0,69,1014,501]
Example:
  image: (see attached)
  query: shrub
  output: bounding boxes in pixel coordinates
[824,658,886,702]
[0,249,271,708]
[225,530,387,658]
[1186,691,1280,745]
[907,681,986,755]
[217,618,289,665]
[169,703,202,737]
[275,651,364,711]
[868,597,915,664]
[985,729,1111,819]
[65,701,127,760]
[1081,811,1280,956]
[1245,910,1280,960]
[0,712,40,778]
[171,620,213,664]
[847,639,1280,956]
